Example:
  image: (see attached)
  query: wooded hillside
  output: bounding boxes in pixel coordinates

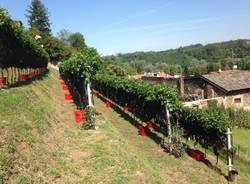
[103,39,250,75]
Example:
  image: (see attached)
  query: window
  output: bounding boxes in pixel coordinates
[234,98,241,104]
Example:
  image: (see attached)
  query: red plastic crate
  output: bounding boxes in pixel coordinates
[192,150,204,161]
[64,94,72,100]
[19,74,29,81]
[124,106,129,112]
[0,77,7,85]
[146,121,154,129]
[106,101,112,109]
[31,71,37,77]
[74,110,86,116]
[62,85,69,90]
[139,125,150,136]
[75,115,86,123]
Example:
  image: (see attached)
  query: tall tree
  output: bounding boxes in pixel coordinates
[26,0,51,35]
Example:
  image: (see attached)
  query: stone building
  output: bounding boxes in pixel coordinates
[200,70,250,109]
[141,70,250,109]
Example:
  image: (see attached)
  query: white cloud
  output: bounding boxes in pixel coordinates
[92,14,250,36]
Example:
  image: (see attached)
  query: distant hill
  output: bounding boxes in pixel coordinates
[103,39,250,75]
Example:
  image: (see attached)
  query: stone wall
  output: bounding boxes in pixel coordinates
[223,91,250,108]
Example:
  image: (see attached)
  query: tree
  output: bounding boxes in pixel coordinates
[101,64,128,76]
[169,64,182,75]
[207,63,220,72]
[43,36,73,64]
[26,25,73,64]
[26,0,51,35]
[68,32,86,50]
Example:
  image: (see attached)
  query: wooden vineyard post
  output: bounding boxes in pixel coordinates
[15,68,18,83]
[165,104,172,151]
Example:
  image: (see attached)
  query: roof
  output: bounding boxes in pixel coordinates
[201,70,250,92]
[143,72,173,78]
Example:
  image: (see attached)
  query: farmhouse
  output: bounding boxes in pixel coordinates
[198,70,250,109]
[141,70,250,109]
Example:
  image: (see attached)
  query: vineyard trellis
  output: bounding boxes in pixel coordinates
[0,67,47,88]
[58,26,238,182]
[92,74,230,152]
[59,48,102,129]
[92,74,238,180]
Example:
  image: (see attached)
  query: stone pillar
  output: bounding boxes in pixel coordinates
[206,84,214,99]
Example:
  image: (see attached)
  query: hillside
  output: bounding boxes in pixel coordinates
[103,39,250,75]
[0,68,163,183]
[0,68,249,184]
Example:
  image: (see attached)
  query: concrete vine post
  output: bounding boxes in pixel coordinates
[226,128,233,173]
[226,128,238,181]
[85,76,96,129]
[165,104,172,151]
[86,78,93,108]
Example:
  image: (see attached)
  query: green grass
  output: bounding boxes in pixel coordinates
[233,128,250,149]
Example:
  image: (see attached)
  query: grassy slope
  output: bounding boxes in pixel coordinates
[0,68,164,184]
[0,68,249,184]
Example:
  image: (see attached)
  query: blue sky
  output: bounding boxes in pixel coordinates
[1,0,250,55]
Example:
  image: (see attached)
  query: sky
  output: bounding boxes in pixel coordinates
[1,0,250,55]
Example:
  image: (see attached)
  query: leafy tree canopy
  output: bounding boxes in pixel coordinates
[68,32,86,51]
[60,47,103,79]
[99,64,128,76]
